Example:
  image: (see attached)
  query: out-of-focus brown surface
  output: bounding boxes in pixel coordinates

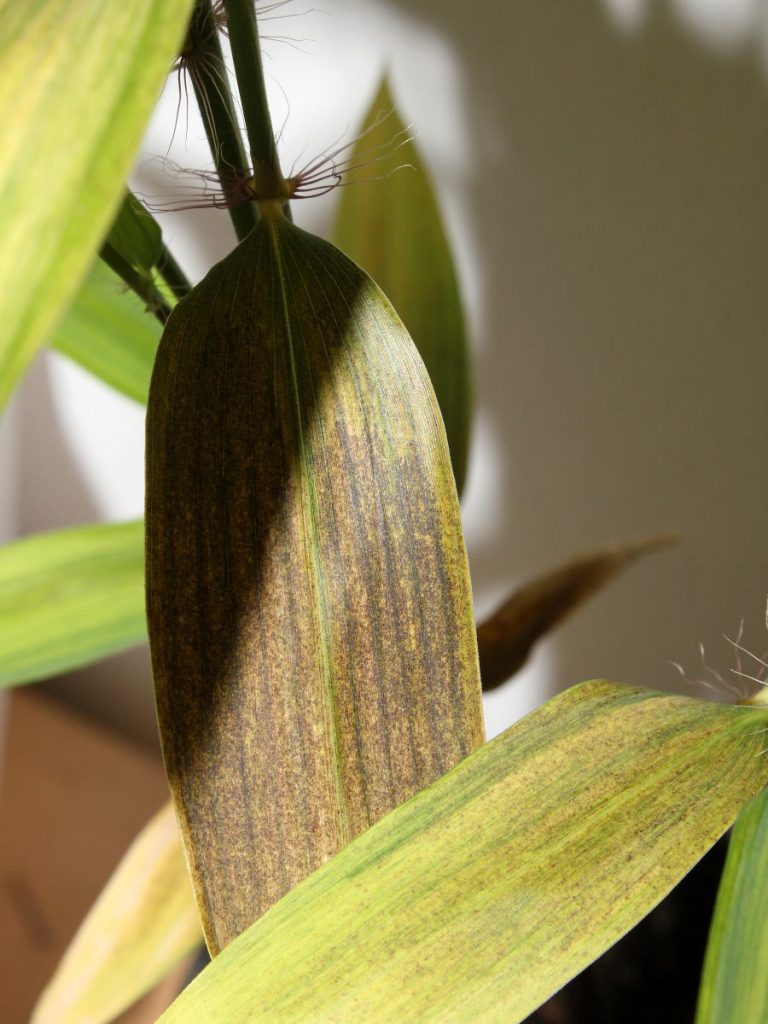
[0,689,185,1024]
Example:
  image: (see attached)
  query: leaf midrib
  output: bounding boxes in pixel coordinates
[267,212,352,848]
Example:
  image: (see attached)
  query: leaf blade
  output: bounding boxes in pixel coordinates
[695,786,768,1023]
[157,681,768,1023]
[146,209,484,953]
[333,77,472,493]
[0,0,193,406]
[51,258,160,404]
[0,520,147,687]
[31,803,201,1024]
[478,533,678,689]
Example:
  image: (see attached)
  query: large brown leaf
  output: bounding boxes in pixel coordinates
[146,203,484,953]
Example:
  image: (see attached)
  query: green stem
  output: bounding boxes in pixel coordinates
[222,0,283,197]
[188,0,257,241]
[156,246,192,301]
[100,244,172,325]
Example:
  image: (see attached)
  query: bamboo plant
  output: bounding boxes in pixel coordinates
[1,1,766,1021]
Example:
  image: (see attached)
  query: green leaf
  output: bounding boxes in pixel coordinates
[333,76,472,494]
[478,533,677,689]
[157,680,768,1024]
[0,521,146,687]
[104,191,163,276]
[695,785,768,1022]
[146,206,484,953]
[0,0,193,407]
[32,802,202,1024]
[51,258,160,404]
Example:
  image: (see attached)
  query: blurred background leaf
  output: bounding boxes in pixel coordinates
[478,533,677,690]
[333,76,472,494]
[51,259,160,404]
[0,0,193,406]
[0,521,146,687]
[32,802,201,1024]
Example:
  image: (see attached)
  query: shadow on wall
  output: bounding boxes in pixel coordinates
[388,0,768,728]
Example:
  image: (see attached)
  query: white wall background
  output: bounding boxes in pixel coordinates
[11,0,768,746]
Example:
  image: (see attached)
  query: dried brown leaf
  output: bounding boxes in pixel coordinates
[478,533,678,690]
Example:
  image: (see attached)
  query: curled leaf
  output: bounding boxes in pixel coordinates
[146,204,484,953]
[32,803,201,1024]
[478,533,678,690]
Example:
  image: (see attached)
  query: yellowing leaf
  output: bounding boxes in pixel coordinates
[32,803,201,1024]
[157,681,768,1024]
[0,0,193,406]
[333,77,472,493]
[696,786,768,1023]
[478,533,677,689]
[146,205,484,953]
[0,521,146,687]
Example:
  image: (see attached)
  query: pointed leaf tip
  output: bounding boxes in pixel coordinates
[333,75,472,494]
[478,532,679,689]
